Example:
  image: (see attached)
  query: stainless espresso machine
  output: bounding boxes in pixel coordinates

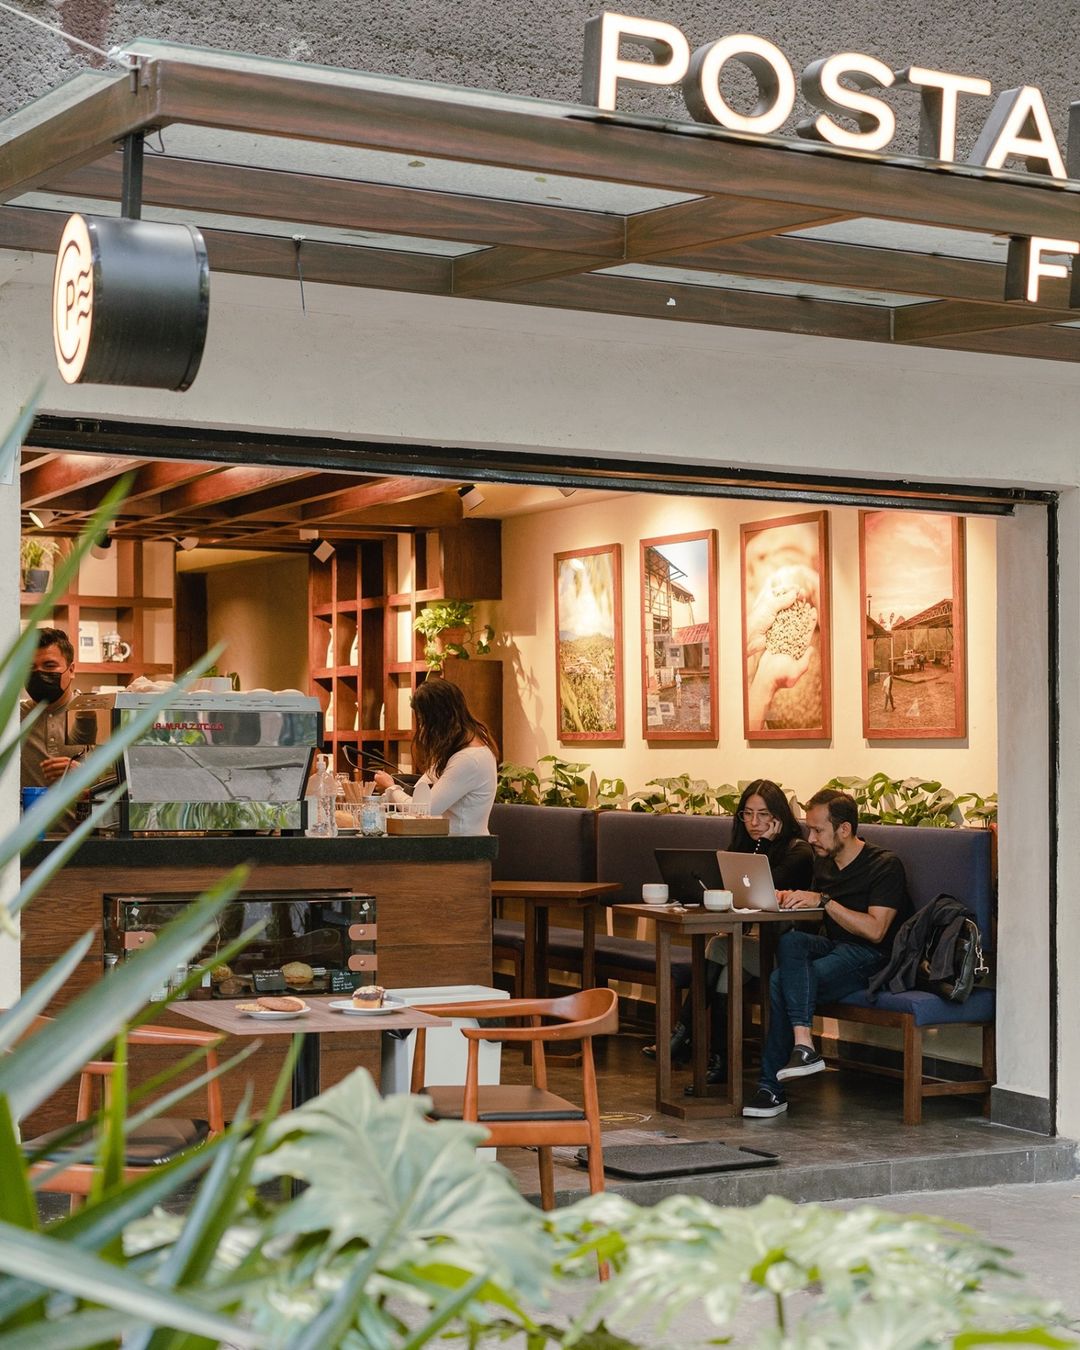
[68,689,322,834]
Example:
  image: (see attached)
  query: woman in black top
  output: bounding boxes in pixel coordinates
[643,779,814,1076]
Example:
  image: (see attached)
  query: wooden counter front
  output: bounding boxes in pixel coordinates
[21,834,497,1132]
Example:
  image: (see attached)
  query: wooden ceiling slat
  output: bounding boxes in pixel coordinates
[482,272,894,343]
[302,476,461,522]
[198,471,366,521]
[0,73,158,204]
[20,454,133,506]
[891,300,1064,343]
[917,325,1080,362]
[153,55,1080,240]
[53,153,628,256]
[203,227,453,293]
[154,465,316,516]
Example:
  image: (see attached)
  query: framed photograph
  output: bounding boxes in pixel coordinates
[554,543,624,742]
[640,530,718,741]
[859,511,967,740]
[740,510,831,741]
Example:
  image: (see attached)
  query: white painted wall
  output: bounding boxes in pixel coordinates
[1,254,1076,1129]
[499,491,998,805]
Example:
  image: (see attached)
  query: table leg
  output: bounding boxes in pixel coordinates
[728,924,744,1114]
[689,933,709,1098]
[292,1030,321,1107]
[522,900,538,1000]
[657,925,735,1119]
[581,904,596,991]
[758,925,778,1040]
[656,925,672,1111]
[535,905,550,998]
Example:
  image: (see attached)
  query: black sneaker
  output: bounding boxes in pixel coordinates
[776,1046,826,1081]
[742,1087,787,1118]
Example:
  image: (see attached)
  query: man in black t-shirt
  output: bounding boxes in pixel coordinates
[743,789,910,1118]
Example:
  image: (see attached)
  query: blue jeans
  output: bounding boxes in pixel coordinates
[759,930,884,1092]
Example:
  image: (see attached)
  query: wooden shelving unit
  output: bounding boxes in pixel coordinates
[309,522,502,775]
[21,540,174,685]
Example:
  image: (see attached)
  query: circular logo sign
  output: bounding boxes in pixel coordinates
[52,214,94,383]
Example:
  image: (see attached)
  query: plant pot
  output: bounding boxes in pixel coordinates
[23,568,49,593]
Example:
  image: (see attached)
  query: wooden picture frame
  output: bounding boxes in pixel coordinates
[640,529,718,741]
[740,510,831,741]
[859,511,967,740]
[554,542,624,742]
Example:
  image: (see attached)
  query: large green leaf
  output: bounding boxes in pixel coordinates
[254,1069,554,1305]
[0,870,247,1120]
[0,1307,143,1349]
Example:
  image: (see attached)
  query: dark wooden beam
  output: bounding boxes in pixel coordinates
[151,53,1080,240]
[918,325,1080,363]
[191,472,364,522]
[0,71,160,204]
[53,152,627,257]
[302,476,460,522]
[661,234,1075,311]
[20,454,133,505]
[892,300,1065,343]
[482,271,893,343]
[154,465,316,517]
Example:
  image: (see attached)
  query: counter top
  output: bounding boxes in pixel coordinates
[23,833,499,869]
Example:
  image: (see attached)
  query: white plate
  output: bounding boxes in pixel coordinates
[327,997,404,1016]
[238,1005,310,1020]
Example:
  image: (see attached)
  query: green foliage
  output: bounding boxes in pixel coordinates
[629,774,722,815]
[537,754,589,807]
[595,776,626,810]
[956,790,999,827]
[19,535,59,574]
[822,774,966,828]
[413,600,494,671]
[495,760,542,804]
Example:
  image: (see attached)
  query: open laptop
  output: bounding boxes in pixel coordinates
[654,848,724,905]
[716,851,822,912]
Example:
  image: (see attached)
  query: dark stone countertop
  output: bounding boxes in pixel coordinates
[22,833,499,870]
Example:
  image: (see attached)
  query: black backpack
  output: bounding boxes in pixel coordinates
[869,894,989,1004]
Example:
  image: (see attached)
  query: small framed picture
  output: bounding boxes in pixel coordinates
[554,543,624,742]
[740,510,831,741]
[860,510,967,740]
[640,530,718,741]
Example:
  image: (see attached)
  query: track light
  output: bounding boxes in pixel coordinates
[457,484,485,511]
[90,537,113,560]
[557,488,578,498]
[27,508,55,528]
[175,536,200,551]
[298,527,320,541]
[313,539,335,563]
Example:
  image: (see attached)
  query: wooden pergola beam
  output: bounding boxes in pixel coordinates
[892,300,1064,343]
[301,476,461,522]
[20,454,134,506]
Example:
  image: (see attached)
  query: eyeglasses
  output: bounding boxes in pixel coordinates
[740,809,774,823]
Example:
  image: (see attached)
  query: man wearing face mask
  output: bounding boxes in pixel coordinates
[21,628,89,833]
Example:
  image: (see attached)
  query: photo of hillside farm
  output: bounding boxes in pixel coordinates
[555,544,623,740]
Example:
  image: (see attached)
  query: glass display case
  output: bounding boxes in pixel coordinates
[104,889,376,998]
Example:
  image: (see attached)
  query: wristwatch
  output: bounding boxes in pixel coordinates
[820,894,832,910]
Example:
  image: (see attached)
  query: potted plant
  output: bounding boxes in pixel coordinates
[20,535,58,593]
[414,599,494,672]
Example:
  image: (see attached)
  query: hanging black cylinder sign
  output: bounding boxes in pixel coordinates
[52,213,210,391]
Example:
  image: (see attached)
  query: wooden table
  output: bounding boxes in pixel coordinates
[615,904,822,1120]
[172,996,450,1108]
[490,881,622,998]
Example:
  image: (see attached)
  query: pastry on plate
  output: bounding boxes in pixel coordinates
[351,985,385,1009]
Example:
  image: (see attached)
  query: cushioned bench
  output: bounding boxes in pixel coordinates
[817,823,995,1126]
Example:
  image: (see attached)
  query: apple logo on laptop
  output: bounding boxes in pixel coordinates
[742,874,751,888]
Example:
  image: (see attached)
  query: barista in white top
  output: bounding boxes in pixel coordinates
[374,679,498,836]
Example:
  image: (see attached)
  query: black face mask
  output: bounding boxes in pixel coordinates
[26,670,65,704]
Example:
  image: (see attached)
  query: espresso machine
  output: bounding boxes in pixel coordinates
[68,689,322,834]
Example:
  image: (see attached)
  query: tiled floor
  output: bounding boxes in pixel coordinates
[497,1026,1076,1207]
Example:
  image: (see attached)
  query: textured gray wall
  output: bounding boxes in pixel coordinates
[1,1,1078,161]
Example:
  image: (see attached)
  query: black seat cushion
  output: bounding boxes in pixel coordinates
[25,1117,209,1168]
[424,1084,586,1122]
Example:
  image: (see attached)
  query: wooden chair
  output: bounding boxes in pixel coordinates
[410,988,618,1210]
[21,1017,226,1198]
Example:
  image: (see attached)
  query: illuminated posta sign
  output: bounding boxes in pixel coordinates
[583,12,1080,306]
[51,213,210,390]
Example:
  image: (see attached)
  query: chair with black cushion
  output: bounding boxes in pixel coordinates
[410,988,618,1210]
[22,1017,226,1199]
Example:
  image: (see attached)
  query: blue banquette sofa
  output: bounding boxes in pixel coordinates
[489,804,995,1125]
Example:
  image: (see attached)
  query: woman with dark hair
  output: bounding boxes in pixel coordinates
[374,679,498,835]
[643,779,813,1083]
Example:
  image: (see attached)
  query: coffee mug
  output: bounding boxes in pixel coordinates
[641,883,669,905]
[702,888,733,912]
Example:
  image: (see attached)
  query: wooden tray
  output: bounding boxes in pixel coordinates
[385,816,450,836]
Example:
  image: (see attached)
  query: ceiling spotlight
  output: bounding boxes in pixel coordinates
[457,484,485,511]
[556,488,578,498]
[178,536,200,551]
[90,537,113,560]
[27,508,55,528]
[313,539,335,563]
[298,527,320,541]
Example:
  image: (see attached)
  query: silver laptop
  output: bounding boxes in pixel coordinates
[716,852,822,912]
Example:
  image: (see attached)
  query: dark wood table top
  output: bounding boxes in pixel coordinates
[614,902,824,931]
[171,996,450,1037]
[490,881,622,902]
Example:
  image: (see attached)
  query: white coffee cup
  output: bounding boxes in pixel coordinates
[702,888,733,912]
[641,883,669,905]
